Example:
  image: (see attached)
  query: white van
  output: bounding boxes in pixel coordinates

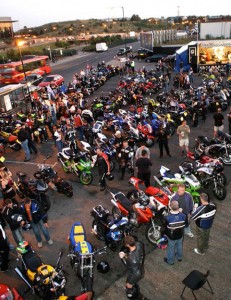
[96,43,108,52]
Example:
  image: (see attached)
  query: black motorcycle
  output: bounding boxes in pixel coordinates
[34,156,73,197]
[14,171,51,212]
[91,205,132,251]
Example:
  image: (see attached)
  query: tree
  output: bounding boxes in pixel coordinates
[130,14,141,21]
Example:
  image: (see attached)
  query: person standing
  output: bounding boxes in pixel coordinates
[0,215,10,272]
[54,126,63,153]
[96,148,110,191]
[74,109,84,140]
[0,164,17,204]
[25,123,37,155]
[119,236,144,299]
[164,201,186,265]
[20,198,53,248]
[17,123,30,162]
[2,199,25,244]
[227,107,231,135]
[135,142,150,160]
[191,193,216,255]
[177,120,190,156]
[171,184,194,238]
[135,150,152,187]
[118,140,134,180]
[189,67,194,86]
[157,124,171,158]
[213,107,224,137]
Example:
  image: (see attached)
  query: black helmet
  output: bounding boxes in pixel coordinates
[214,163,223,173]
[97,261,110,273]
[22,222,31,231]
[139,193,149,206]
[106,173,114,181]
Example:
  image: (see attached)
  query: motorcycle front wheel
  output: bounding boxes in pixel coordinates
[145,222,162,246]
[219,148,231,165]
[217,173,227,186]
[79,172,93,185]
[81,270,93,294]
[213,183,227,200]
[92,220,106,241]
[110,160,115,172]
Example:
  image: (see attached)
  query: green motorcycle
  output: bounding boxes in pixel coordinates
[159,165,203,204]
[58,149,93,185]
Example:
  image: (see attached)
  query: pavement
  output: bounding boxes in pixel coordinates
[1,57,231,300]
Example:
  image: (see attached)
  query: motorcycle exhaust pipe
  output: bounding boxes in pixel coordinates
[14,267,33,289]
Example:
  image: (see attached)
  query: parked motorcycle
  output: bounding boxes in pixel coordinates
[128,176,171,217]
[14,171,51,212]
[159,165,202,204]
[91,205,132,250]
[34,156,73,197]
[0,130,21,151]
[194,134,231,165]
[68,222,106,293]
[15,241,66,299]
[0,284,24,300]
[109,189,163,245]
[57,148,93,185]
[180,162,227,200]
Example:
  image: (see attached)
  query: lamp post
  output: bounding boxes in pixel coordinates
[121,7,127,54]
[17,41,31,111]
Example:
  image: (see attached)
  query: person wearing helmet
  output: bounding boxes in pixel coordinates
[119,236,144,299]
[2,199,25,244]
[96,148,111,191]
[163,201,186,265]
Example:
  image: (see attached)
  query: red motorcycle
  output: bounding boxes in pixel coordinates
[109,189,162,245]
[129,176,171,217]
[0,284,24,300]
[137,122,155,147]
[186,151,224,166]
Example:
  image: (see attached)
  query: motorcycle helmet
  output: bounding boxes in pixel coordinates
[114,131,122,138]
[106,173,114,181]
[214,163,224,173]
[97,261,110,273]
[157,235,168,249]
[17,241,30,253]
[22,222,31,231]
[11,214,23,223]
[139,194,149,206]
[34,130,40,136]
[0,284,14,300]
[126,283,140,299]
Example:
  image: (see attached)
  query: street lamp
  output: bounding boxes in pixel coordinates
[121,7,127,53]
[17,41,31,111]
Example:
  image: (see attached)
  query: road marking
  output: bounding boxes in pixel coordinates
[6,160,58,168]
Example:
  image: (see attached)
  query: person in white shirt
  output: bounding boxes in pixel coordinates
[54,126,63,152]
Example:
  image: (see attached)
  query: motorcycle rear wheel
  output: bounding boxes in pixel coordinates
[11,143,21,151]
[145,222,162,246]
[79,172,93,185]
[213,183,227,200]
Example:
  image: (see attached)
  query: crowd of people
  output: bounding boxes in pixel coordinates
[0,57,230,299]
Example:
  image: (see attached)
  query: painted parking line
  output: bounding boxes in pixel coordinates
[6,161,58,168]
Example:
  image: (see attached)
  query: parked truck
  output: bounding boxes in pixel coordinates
[96,43,108,52]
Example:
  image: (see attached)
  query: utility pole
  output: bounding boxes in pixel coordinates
[177,6,180,17]
[121,6,127,54]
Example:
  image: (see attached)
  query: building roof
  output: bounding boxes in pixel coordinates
[0,17,18,23]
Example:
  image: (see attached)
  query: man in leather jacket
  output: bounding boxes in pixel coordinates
[119,236,144,299]
[96,148,110,191]
[118,140,134,180]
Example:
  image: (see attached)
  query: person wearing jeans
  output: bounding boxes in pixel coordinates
[164,201,186,265]
[17,123,31,161]
[20,198,53,248]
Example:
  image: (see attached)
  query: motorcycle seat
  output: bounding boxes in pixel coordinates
[164,170,175,178]
[22,251,42,272]
[63,148,75,158]
[115,193,134,213]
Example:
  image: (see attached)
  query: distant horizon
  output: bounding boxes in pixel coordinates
[1,0,231,30]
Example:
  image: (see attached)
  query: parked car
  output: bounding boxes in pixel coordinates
[137,49,153,59]
[145,53,168,63]
[21,73,43,86]
[162,54,176,63]
[125,46,132,53]
[38,74,64,87]
[117,48,127,56]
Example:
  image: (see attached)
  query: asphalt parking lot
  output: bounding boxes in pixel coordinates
[1,59,231,300]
